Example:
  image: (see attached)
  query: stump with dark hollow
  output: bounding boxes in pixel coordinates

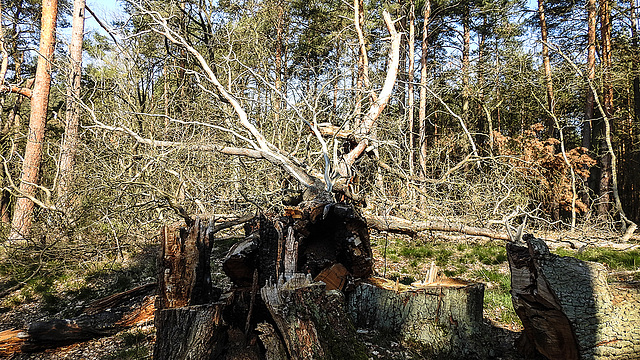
[508,234,640,360]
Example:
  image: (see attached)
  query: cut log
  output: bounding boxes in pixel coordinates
[347,277,489,359]
[261,274,368,360]
[508,234,640,360]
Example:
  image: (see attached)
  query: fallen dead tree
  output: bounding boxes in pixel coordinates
[365,214,510,240]
[508,235,640,360]
[0,282,156,355]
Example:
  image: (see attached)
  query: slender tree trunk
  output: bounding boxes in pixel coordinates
[408,1,416,177]
[9,0,58,242]
[631,0,640,125]
[477,16,487,146]
[57,0,85,208]
[462,11,470,128]
[354,0,369,128]
[419,0,431,177]
[598,0,613,216]
[273,1,284,126]
[583,0,597,150]
[538,0,556,137]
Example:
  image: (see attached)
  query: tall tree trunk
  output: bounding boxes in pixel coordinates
[8,0,58,242]
[477,16,487,146]
[57,0,85,208]
[583,0,597,150]
[538,0,556,137]
[354,0,369,129]
[462,10,470,128]
[631,0,640,125]
[273,0,284,127]
[419,0,431,177]
[408,1,416,177]
[598,0,613,216]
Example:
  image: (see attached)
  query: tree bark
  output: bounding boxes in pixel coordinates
[538,0,556,137]
[508,235,640,359]
[419,0,431,177]
[261,275,368,360]
[8,0,58,242]
[598,0,613,216]
[583,0,597,150]
[408,0,416,177]
[462,9,470,128]
[57,0,86,207]
[347,277,489,359]
[153,304,227,360]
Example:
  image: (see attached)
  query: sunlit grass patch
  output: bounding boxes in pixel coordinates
[555,247,640,271]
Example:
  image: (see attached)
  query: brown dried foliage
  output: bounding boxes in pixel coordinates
[493,124,596,216]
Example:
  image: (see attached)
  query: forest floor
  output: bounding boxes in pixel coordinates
[1,228,639,359]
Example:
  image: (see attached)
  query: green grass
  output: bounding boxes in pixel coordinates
[555,248,640,271]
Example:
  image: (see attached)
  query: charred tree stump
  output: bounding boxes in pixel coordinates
[508,235,640,360]
[261,274,368,360]
[153,218,227,360]
[347,277,488,359]
[222,201,372,359]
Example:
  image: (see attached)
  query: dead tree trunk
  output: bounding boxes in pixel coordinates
[153,218,227,360]
[508,235,640,360]
[261,275,368,359]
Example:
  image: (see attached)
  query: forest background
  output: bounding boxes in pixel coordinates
[0,0,639,318]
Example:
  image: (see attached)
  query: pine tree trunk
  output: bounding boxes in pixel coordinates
[462,10,470,128]
[538,0,555,137]
[598,0,613,216]
[8,0,58,242]
[418,0,431,177]
[57,0,85,207]
[408,0,415,177]
[583,0,597,150]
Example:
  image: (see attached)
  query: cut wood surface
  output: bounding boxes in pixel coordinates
[508,234,640,360]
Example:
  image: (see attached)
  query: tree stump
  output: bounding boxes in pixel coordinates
[261,274,368,360]
[508,235,640,360]
[347,277,488,359]
[153,218,227,360]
